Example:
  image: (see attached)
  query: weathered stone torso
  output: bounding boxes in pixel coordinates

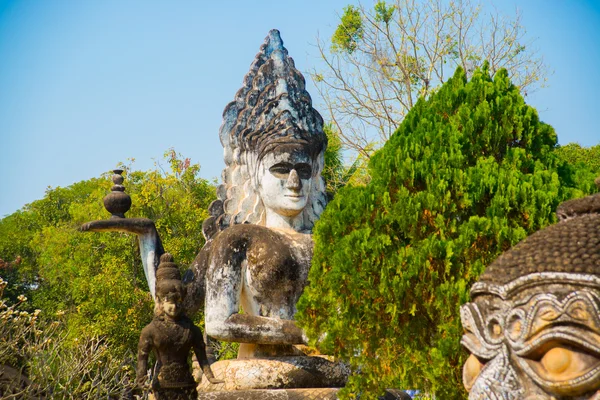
[208,224,312,320]
[203,224,313,358]
[140,316,199,388]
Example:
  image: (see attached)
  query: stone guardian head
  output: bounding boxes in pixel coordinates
[155,253,184,319]
[461,185,600,399]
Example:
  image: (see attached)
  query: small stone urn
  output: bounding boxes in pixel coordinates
[103,169,132,218]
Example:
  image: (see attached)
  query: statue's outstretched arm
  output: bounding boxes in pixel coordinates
[80,218,164,299]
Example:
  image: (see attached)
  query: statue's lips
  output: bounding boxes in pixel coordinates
[285,194,305,201]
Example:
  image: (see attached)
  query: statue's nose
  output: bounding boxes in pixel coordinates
[286,169,302,191]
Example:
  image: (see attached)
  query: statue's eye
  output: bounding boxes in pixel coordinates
[523,343,600,391]
[294,164,312,180]
[463,353,486,392]
[537,346,599,379]
[269,163,292,178]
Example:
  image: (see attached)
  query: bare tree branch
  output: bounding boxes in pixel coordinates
[311,0,549,159]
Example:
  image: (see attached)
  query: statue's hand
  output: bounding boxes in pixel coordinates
[207,376,225,385]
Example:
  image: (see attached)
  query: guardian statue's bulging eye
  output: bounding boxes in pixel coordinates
[525,344,600,382]
[542,347,572,375]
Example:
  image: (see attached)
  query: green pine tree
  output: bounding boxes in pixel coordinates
[297,64,581,399]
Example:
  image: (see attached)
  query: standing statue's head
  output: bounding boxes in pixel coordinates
[155,253,184,318]
[461,183,600,399]
[207,29,327,234]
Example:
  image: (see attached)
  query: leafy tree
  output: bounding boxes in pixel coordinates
[555,143,600,172]
[0,179,103,304]
[0,151,215,355]
[0,277,134,398]
[314,0,548,159]
[555,142,600,195]
[322,124,363,199]
[331,5,364,54]
[297,65,577,399]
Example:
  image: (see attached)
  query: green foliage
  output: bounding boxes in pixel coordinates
[332,5,364,53]
[555,142,600,195]
[322,124,362,199]
[0,277,134,398]
[298,65,579,398]
[555,143,600,172]
[374,1,395,24]
[0,151,215,355]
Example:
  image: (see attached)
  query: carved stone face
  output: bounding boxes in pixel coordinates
[161,297,182,319]
[461,275,600,399]
[257,149,313,218]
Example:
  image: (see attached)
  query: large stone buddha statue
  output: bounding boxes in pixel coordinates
[461,181,600,399]
[186,30,354,397]
[82,30,353,398]
[183,29,328,361]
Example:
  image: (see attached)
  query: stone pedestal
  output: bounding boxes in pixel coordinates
[197,388,411,400]
[197,356,348,393]
[196,356,411,399]
[198,388,340,400]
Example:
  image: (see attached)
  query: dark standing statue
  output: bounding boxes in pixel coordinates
[136,253,223,399]
[461,179,600,399]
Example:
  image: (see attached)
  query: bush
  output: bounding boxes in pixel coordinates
[297,64,580,399]
[0,277,135,399]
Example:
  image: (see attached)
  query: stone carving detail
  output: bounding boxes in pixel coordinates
[136,253,222,399]
[210,28,327,232]
[81,29,411,400]
[184,29,328,360]
[461,182,600,399]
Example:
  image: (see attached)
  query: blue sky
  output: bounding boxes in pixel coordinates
[0,0,599,217]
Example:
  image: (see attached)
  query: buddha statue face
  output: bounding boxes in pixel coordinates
[256,147,314,219]
[209,30,327,233]
[461,277,600,399]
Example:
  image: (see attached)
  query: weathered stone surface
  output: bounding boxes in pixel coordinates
[198,388,340,400]
[197,356,349,392]
[136,254,223,399]
[102,169,132,218]
[185,29,328,357]
[461,185,600,399]
[197,388,411,400]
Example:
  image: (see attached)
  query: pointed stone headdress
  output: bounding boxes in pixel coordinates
[204,29,327,235]
[155,253,183,300]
